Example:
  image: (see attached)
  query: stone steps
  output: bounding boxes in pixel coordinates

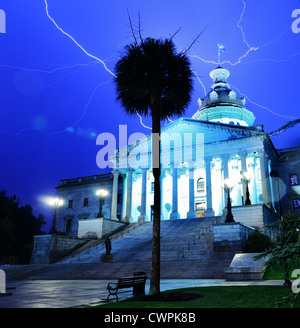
[3,256,233,280]
[3,216,236,280]
[57,218,220,264]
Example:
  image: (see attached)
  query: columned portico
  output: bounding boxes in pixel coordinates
[204,157,215,217]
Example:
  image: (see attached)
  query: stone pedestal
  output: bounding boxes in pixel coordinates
[100,254,113,262]
[225,253,267,281]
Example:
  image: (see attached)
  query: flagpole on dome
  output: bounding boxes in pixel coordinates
[217,44,225,67]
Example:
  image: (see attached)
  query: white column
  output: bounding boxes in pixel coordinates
[124,169,133,222]
[252,155,259,204]
[205,157,215,217]
[259,149,271,206]
[170,164,180,220]
[239,151,248,205]
[221,154,230,209]
[121,173,127,219]
[160,169,165,220]
[111,170,119,220]
[268,159,276,210]
[187,165,197,218]
[138,168,148,222]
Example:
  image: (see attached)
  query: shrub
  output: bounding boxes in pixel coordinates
[245,231,276,253]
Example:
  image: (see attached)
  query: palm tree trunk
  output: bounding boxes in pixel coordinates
[149,100,161,296]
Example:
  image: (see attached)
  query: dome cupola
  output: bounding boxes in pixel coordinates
[193,66,255,127]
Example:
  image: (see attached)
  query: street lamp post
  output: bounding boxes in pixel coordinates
[96,189,109,218]
[243,171,252,206]
[223,179,235,223]
[49,197,63,234]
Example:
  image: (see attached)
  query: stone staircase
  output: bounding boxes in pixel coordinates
[3,217,236,280]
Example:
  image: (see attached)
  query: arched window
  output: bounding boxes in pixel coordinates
[197,178,205,191]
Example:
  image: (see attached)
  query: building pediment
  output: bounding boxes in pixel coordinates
[161,118,264,144]
[111,117,267,170]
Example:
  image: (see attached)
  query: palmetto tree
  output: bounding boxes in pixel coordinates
[114,37,193,295]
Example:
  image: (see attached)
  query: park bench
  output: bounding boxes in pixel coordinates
[106,273,147,301]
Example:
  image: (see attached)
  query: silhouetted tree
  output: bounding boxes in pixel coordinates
[0,190,45,264]
[114,35,194,295]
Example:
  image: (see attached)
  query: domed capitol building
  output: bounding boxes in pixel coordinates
[53,66,299,231]
[30,65,300,275]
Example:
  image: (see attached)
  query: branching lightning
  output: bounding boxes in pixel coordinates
[230,84,298,120]
[43,0,154,131]
[190,0,299,123]
[0,79,112,136]
[44,0,116,78]
[192,70,207,96]
[0,61,99,74]
[1,0,298,136]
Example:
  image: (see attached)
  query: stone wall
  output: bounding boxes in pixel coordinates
[30,235,86,265]
[77,218,127,238]
[222,204,279,232]
[213,222,256,252]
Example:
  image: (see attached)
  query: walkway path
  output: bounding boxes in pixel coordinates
[0,279,283,308]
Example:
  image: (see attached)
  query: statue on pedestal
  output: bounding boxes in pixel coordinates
[101,236,113,262]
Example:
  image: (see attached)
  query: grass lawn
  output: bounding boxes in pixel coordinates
[263,258,300,279]
[95,285,299,308]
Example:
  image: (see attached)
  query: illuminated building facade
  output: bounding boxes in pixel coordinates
[55,67,300,237]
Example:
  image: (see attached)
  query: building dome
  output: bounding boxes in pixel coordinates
[193,67,255,126]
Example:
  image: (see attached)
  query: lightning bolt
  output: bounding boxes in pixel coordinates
[0,61,99,74]
[44,0,116,78]
[230,84,298,120]
[0,79,112,136]
[236,0,259,53]
[43,0,153,131]
[192,70,207,96]
[190,0,298,122]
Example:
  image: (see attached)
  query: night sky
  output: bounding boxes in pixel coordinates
[0,0,299,232]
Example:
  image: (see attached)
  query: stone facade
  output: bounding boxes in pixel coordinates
[77,218,127,238]
[275,147,300,215]
[55,174,123,237]
[30,235,86,264]
[213,222,256,252]
[52,66,300,238]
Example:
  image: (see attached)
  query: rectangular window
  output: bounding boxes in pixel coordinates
[293,199,300,213]
[68,199,73,209]
[83,198,89,207]
[290,174,299,186]
[66,219,72,233]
